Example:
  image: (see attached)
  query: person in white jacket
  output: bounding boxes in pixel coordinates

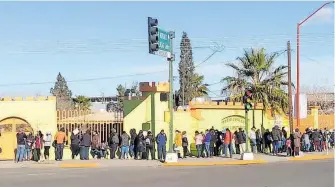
[43,131,52,160]
[249,128,257,153]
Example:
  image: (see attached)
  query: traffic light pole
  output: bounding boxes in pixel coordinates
[245,110,250,153]
[168,31,175,153]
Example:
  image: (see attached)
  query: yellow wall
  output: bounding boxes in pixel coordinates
[0,96,57,160]
[124,94,293,154]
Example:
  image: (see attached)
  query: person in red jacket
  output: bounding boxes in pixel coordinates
[224,128,233,158]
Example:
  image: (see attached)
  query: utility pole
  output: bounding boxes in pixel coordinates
[148,17,177,162]
[287,41,293,134]
[168,31,175,153]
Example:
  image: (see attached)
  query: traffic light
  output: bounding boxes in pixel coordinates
[243,90,253,111]
[148,17,159,54]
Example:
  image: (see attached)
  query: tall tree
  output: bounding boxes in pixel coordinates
[131,81,141,98]
[115,84,126,111]
[74,95,91,111]
[50,72,74,110]
[178,32,195,105]
[221,48,289,115]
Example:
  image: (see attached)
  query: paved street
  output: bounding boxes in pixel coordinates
[0,160,333,187]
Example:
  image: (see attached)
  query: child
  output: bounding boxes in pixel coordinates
[286,138,292,156]
[100,142,108,159]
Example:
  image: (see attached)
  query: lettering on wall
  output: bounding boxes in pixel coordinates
[0,124,13,132]
[221,115,246,131]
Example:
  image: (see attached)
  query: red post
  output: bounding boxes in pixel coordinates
[295,1,333,129]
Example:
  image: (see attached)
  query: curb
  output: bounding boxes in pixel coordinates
[288,154,334,161]
[162,159,267,167]
[58,163,100,168]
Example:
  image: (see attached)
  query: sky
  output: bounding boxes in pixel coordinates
[0,1,333,98]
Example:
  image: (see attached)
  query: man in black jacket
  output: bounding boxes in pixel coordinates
[16,128,27,163]
[236,128,246,154]
[145,131,155,160]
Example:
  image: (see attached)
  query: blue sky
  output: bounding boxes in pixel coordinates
[0,1,333,98]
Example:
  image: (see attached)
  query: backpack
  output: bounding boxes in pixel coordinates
[112,135,119,144]
[267,134,273,142]
[145,137,151,145]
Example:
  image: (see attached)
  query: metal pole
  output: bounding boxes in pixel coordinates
[168,32,174,153]
[296,1,333,129]
[287,41,294,134]
[296,24,300,128]
[245,110,249,153]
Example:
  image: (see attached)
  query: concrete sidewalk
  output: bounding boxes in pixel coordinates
[163,151,334,166]
[0,151,333,169]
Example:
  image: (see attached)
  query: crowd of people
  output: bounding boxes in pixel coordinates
[12,125,335,163]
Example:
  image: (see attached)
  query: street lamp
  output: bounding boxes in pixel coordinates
[296,1,334,128]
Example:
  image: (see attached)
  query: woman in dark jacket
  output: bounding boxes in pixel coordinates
[136,130,146,160]
[70,129,80,159]
[129,129,137,158]
[263,129,272,154]
[182,131,188,158]
[209,130,216,157]
[80,129,91,160]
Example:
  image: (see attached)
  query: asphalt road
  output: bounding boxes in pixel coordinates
[0,160,333,187]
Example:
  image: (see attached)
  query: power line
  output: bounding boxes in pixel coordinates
[1,35,332,54]
[0,70,167,87]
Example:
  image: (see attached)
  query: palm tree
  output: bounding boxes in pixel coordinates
[192,73,209,98]
[221,48,290,115]
[74,95,92,111]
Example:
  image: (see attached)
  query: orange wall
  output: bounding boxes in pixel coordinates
[319,115,334,130]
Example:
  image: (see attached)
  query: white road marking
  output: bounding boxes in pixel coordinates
[27,173,55,176]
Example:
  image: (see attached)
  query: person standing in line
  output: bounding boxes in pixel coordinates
[120,131,130,160]
[224,128,233,158]
[194,131,203,158]
[91,131,101,159]
[303,131,311,152]
[16,128,27,163]
[129,129,137,158]
[70,129,80,160]
[204,130,211,158]
[43,131,52,160]
[264,129,272,154]
[255,129,262,153]
[80,129,91,160]
[249,127,257,153]
[236,128,246,154]
[25,132,34,161]
[136,130,145,160]
[233,131,240,155]
[182,131,188,158]
[174,130,182,159]
[215,130,222,156]
[54,128,68,161]
[271,125,281,155]
[312,129,321,152]
[293,128,302,156]
[145,131,155,160]
[33,131,43,162]
[109,129,119,159]
[209,129,216,157]
[156,130,167,162]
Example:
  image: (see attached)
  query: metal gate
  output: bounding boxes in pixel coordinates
[57,110,123,143]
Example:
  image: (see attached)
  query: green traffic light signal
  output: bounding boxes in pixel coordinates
[245,103,253,110]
